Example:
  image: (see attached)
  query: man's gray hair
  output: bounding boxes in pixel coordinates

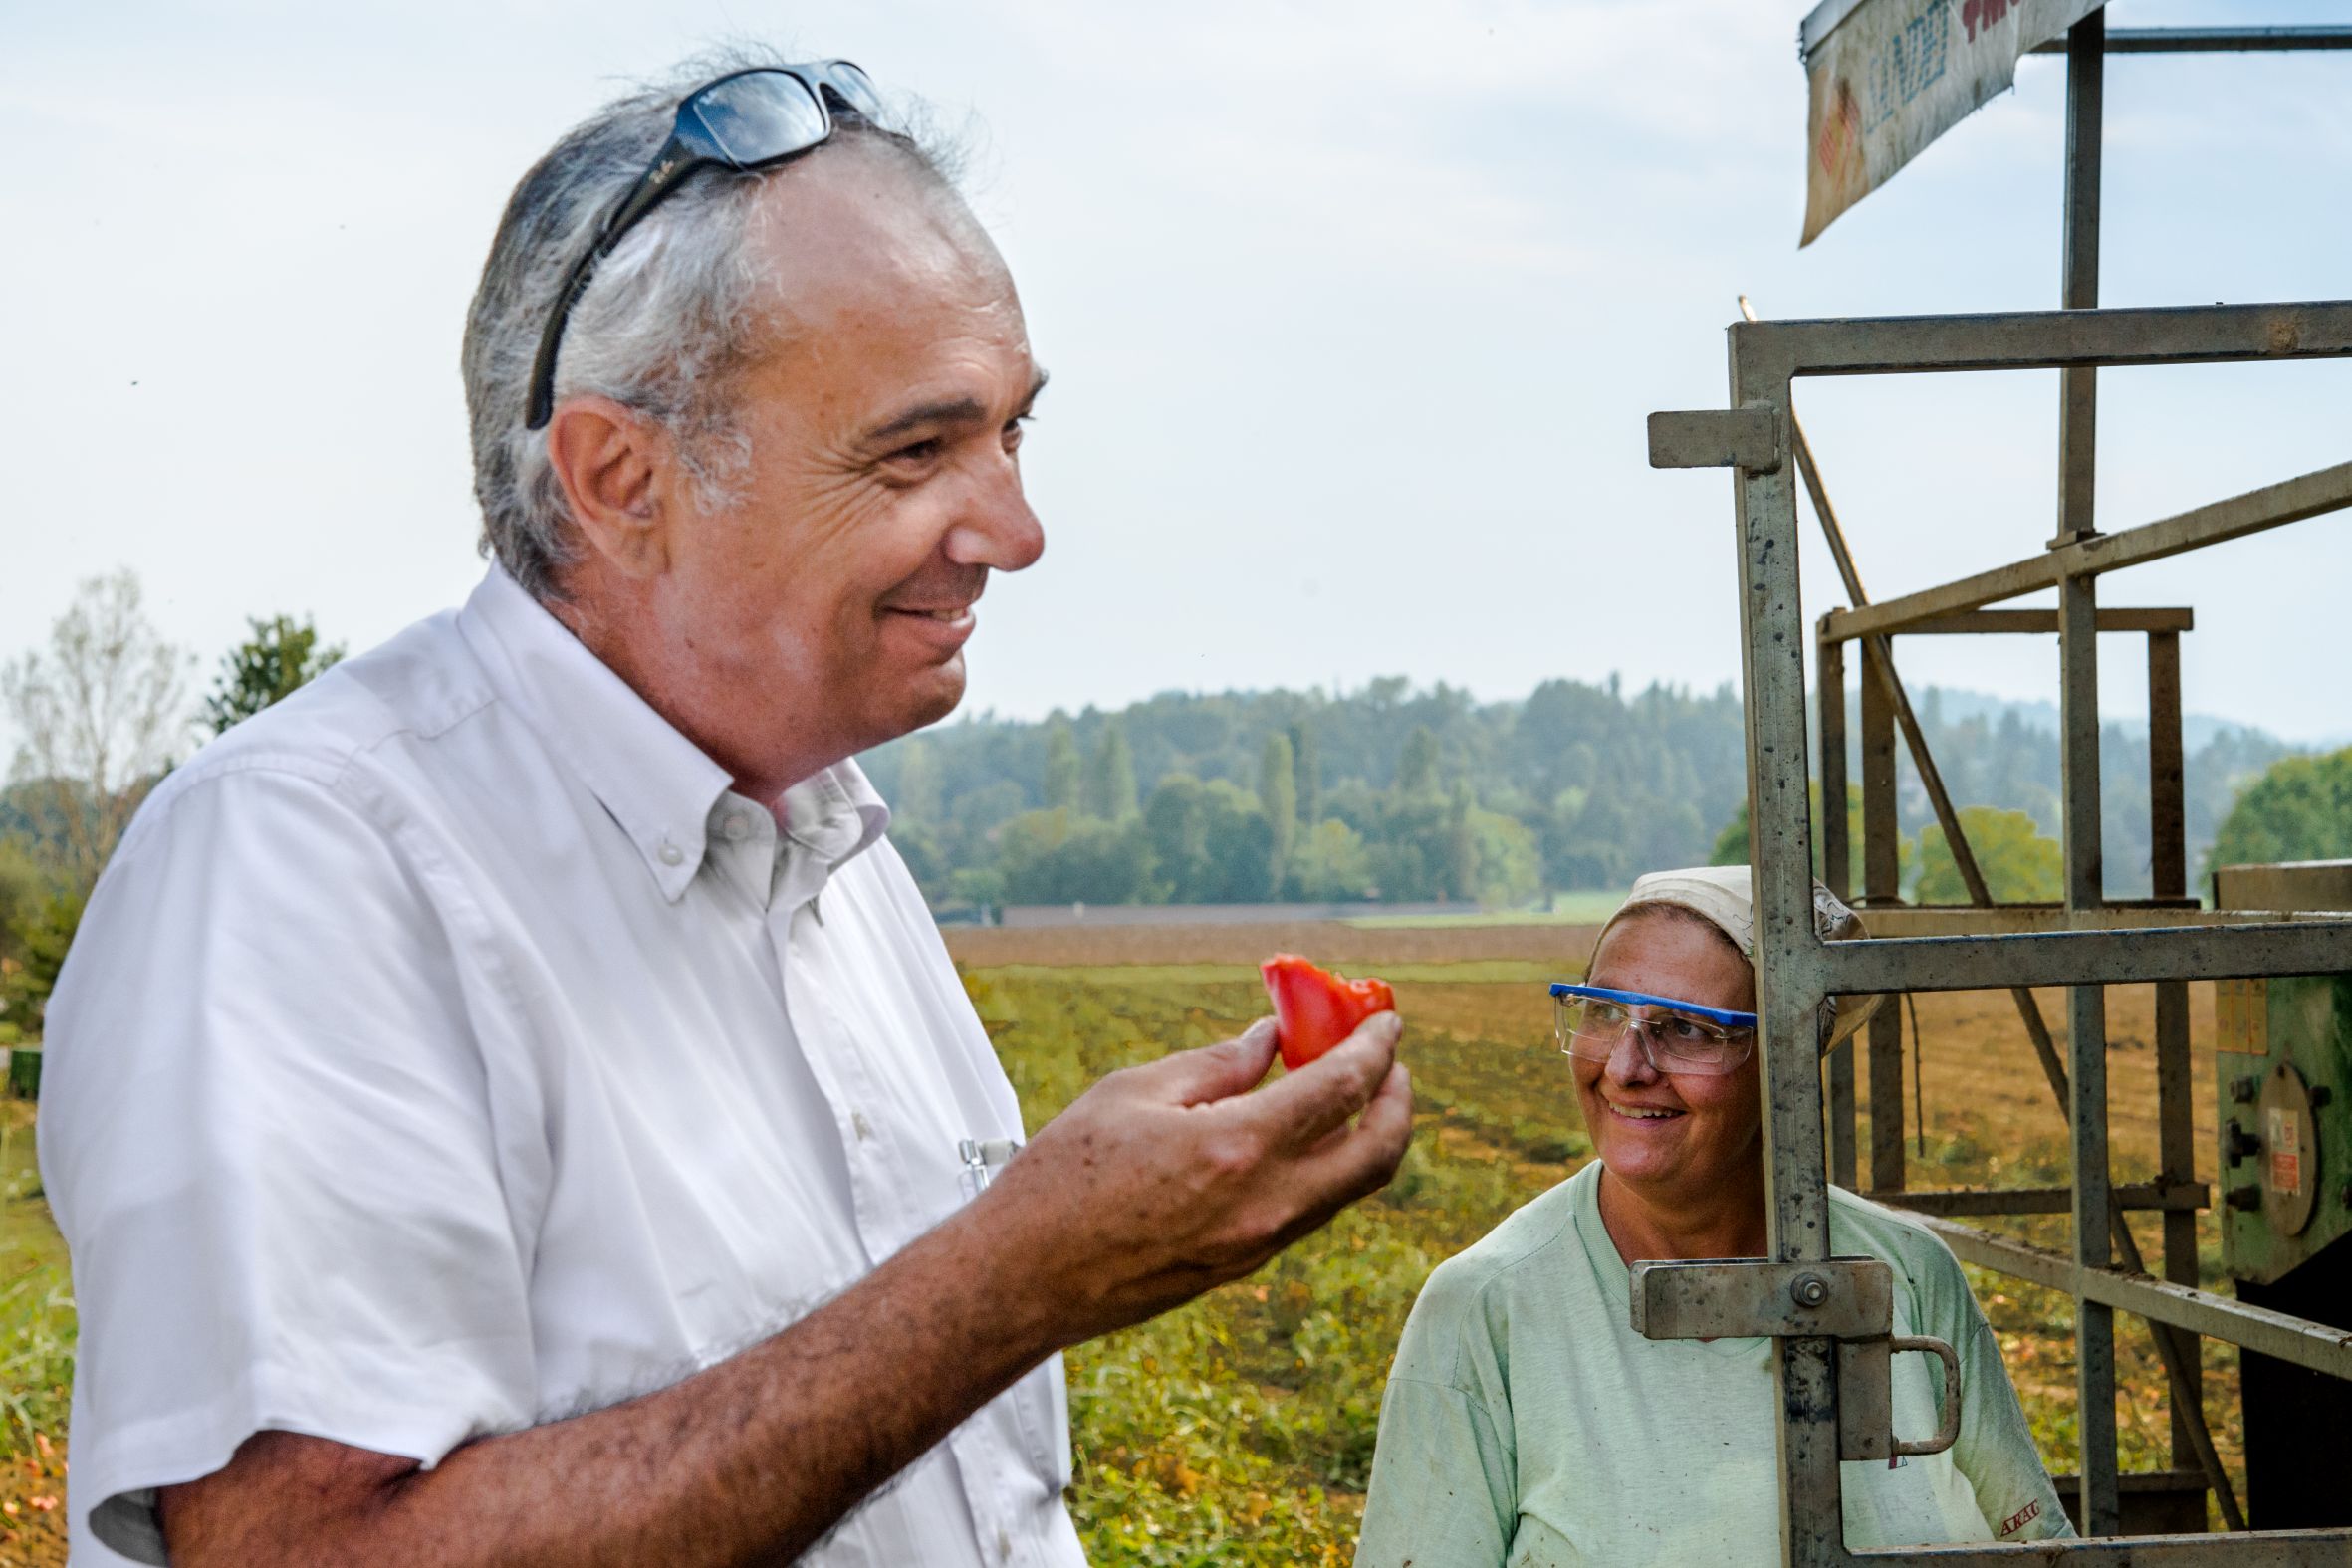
[462,47,962,600]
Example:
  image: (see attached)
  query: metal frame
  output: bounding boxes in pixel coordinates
[1676,297,2352,1565]
[1644,16,2352,1559]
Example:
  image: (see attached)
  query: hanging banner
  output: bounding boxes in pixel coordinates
[1799,0,2102,246]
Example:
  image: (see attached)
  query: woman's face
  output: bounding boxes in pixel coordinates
[1572,910,1762,1199]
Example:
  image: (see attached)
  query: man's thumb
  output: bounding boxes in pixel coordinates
[1140,1017,1280,1107]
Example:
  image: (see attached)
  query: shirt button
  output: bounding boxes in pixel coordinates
[723,812,751,842]
[658,841,684,866]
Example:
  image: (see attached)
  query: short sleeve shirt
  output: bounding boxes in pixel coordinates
[39,567,1084,1568]
[1354,1162,2071,1566]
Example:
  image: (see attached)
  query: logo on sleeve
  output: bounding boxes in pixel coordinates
[1999,1499,2041,1537]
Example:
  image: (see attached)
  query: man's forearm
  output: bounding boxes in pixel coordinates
[162,1203,1057,1568]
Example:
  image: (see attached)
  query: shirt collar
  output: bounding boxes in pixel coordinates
[457,566,890,903]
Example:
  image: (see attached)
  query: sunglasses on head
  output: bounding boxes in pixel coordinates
[525,61,886,431]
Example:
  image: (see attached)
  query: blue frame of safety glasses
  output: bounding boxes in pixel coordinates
[1546,984,1758,1029]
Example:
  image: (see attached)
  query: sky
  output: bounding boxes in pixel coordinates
[5,0,2350,752]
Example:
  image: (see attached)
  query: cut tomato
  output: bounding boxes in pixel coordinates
[1260,954,1397,1071]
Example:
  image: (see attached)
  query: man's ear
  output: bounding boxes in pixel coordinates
[544,395,673,580]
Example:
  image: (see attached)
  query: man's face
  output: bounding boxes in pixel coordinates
[636,143,1045,778]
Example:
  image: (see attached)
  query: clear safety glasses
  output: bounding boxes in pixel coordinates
[1548,983,1760,1077]
[526,61,887,430]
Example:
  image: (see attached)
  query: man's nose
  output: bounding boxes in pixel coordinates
[944,450,1045,573]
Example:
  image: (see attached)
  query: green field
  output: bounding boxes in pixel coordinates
[0,957,2241,1565]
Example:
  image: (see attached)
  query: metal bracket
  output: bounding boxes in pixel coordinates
[1631,1257,1962,1460]
[1631,1256,1892,1339]
[1648,407,1784,473]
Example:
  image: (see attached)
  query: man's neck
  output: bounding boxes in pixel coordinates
[1594,1159,1768,1265]
[548,585,830,804]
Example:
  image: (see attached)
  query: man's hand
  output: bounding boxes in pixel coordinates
[972,1010,1413,1347]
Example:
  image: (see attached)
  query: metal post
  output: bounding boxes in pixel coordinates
[2054,5,2105,549]
[2147,629,2207,1481]
[1729,339,1845,1568]
[1819,626,1859,1190]
[1859,640,1905,1192]
[2058,12,2119,1534]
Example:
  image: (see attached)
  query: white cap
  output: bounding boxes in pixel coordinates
[1596,864,1884,1050]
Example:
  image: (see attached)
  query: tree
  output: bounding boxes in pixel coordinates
[2207,746,2352,871]
[1082,722,1138,821]
[1711,784,1866,889]
[1443,782,1478,901]
[1042,715,1083,812]
[1289,721,1321,826]
[1143,775,1273,903]
[1290,819,1373,901]
[1468,805,1542,907]
[893,738,945,823]
[1397,725,1440,797]
[2,569,191,882]
[0,884,85,1040]
[1916,806,2062,904]
[996,808,1154,905]
[1261,732,1297,892]
[202,613,344,736]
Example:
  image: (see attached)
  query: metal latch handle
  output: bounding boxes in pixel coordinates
[1888,1334,1962,1457]
[1838,1332,1963,1461]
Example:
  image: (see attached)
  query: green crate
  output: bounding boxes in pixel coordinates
[7,1046,40,1101]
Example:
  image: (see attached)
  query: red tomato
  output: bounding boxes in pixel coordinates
[1260,954,1397,1071]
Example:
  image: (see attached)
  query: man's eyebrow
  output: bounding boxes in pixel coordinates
[863,369,1052,446]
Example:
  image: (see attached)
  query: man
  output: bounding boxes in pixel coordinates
[41,52,1413,1567]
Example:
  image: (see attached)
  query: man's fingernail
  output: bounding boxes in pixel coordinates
[1376,1011,1403,1043]
[1244,1017,1278,1045]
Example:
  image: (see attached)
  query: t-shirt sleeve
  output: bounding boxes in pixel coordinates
[1354,1267,1518,1568]
[1912,1235,2073,1543]
[38,766,537,1563]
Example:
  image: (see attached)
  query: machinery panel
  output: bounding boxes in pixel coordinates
[2216,974,2352,1285]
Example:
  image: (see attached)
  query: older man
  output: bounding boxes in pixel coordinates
[41,54,1412,1568]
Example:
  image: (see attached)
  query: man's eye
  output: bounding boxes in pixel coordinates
[888,437,944,467]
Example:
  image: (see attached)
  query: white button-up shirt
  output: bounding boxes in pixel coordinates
[41,567,1085,1568]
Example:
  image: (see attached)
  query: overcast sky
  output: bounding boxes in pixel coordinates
[6,0,2349,752]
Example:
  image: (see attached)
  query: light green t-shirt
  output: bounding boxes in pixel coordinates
[1355,1163,2071,1567]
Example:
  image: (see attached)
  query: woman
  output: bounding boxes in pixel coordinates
[1354,866,2071,1566]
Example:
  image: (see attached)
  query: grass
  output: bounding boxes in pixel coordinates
[0,1104,71,1564]
[0,951,2245,1567]
[1341,889,1630,927]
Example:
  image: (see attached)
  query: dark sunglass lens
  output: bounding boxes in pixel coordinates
[822,61,885,120]
[690,72,828,167]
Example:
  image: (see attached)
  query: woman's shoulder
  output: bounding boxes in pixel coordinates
[1389,1167,1596,1394]
[1826,1186,1975,1319]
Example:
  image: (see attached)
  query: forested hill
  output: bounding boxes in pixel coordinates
[855,677,2298,913]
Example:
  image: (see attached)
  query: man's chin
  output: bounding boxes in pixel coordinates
[882,657,969,739]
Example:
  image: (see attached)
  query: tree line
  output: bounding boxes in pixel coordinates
[5,571,2346,1043]
[861,677,2316,915]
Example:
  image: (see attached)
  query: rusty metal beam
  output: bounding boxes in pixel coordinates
[1734,299,2352,380]
[1872,1182,2206,1218]
[1820,607,2194,642]
[1825,460,2352,642]
[1923,1218,2352,1382]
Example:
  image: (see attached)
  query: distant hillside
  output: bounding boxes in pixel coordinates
[857,680,2299,912]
